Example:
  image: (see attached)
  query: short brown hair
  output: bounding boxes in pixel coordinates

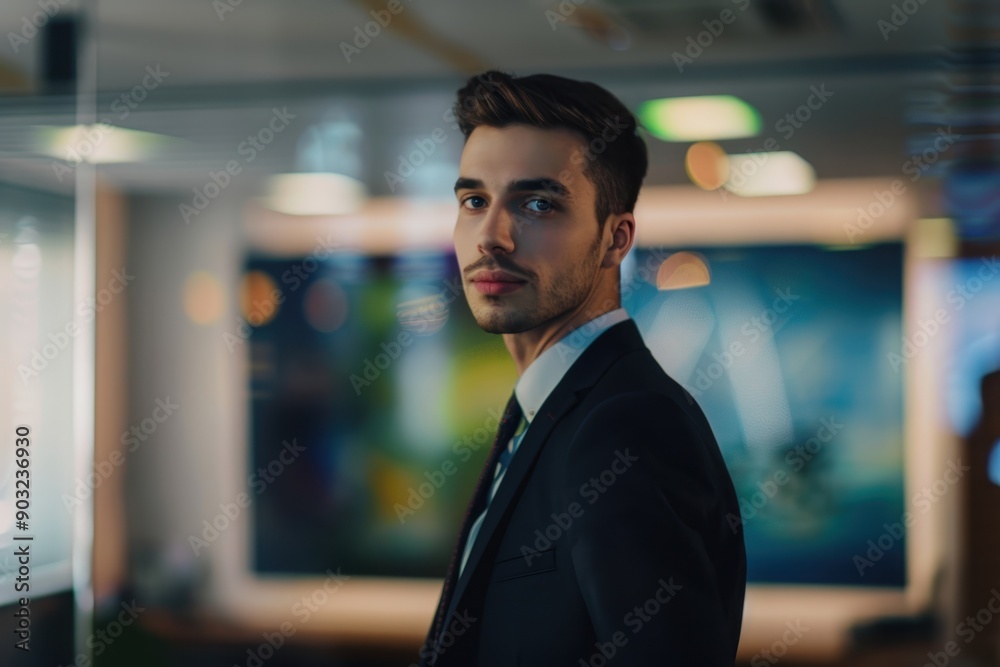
[452,70,648,228]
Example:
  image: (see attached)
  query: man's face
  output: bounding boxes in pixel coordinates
[453,123,606,334]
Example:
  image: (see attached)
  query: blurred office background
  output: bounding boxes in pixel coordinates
[1,0,999,665]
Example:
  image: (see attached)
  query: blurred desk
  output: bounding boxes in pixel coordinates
[120,606,421,666]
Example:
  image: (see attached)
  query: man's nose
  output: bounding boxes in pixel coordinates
[477,205,517,254]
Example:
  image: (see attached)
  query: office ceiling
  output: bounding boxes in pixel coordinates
[0,0,952,194]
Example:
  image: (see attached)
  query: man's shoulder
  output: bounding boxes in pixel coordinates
[565,346,726,476]
[588,344,705,423]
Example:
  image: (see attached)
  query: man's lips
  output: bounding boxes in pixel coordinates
[469,270,527,296]
[472,280,525,295]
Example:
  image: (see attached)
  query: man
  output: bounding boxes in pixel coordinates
[418,70,746,666]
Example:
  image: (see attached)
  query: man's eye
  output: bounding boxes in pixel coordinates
[525,198,553,213]
[462,196,487,209]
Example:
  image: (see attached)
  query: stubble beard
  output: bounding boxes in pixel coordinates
[467,230,604,335]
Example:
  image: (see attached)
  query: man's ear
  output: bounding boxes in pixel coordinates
[602,213,635,269]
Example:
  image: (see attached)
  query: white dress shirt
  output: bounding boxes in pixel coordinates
[457,307,631,577]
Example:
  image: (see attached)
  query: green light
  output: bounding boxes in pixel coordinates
[637,95,761,142]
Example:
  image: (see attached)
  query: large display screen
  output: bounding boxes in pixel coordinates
[242,243,906,587]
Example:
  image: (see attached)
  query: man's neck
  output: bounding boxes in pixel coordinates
[503,299,620,376]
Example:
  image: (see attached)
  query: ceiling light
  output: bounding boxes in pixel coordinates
[723,151,815,197]
[638,95,761,142]
[34,124,174,164]
[260,172,367,216]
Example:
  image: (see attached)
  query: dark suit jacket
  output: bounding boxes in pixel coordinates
[420,318,746,666]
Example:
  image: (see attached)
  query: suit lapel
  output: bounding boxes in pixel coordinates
[442,319,646,626]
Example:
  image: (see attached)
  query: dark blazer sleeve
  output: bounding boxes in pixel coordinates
[561,390,734,665]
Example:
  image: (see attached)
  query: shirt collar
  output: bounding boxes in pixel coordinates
[514,307,630,424]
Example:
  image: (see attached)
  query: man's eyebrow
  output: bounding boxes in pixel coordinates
[454,177,482,193]
[453,177,573,199]
[510,178,573,199]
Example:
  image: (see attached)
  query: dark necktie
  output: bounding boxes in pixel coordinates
[424,391,523,663]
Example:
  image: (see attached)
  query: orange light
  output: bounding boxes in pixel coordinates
[240,271,281,327]
[183,271,225,325]
[656,252,711,290]
[685,141,729,190]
